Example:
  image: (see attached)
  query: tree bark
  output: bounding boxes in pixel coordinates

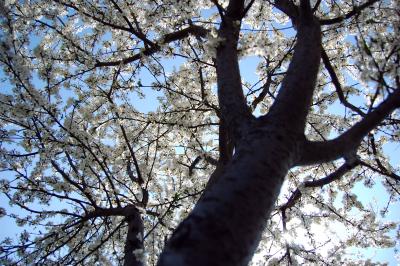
[157,125,294,266]
[124,210,144,266]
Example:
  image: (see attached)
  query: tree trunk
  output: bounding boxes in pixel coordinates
[158,121,300,266]
[124,210,144,266]
[157,1,323,265]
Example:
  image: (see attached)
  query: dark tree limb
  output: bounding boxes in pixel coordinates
[311,0,322,13]
[321,48,365,117]
[215,0,252,141]
[83,206,131,220]
[360,160,400,182]
[188,156,202,176]
[95,25,209,67]
[211,0,226,18]
[225,0,245,19]
[243,0,257,16]
[274,0,379,25]
[265,0,322,133]
[320,0,380,25]
[203,154,218,166]
[281,160,359,211]
[274,0,379,27]
[124,210,145,266]
[297,89,400,166]
[199,118,234,194]
[273,0,299,23]
[252,75,272,110]
[367,134,400,182]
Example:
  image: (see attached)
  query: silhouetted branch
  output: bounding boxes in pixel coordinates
[321,48,365,116]
[320,0,379,25]
[95,25,209,67]
[281,160,359,211]
[297,89,400,165]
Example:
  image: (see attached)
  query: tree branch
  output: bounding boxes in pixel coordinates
[360,160,400,182]
[83,206,133,220]
[108,0,155,47]
[211,0,226,19]
[124,211,144,266]
[320,0,380,25]
[243,0,257,16]
[367,134,400,182]
[252,75,272,110]
[95,25,209,67]
[311,0,322,13]
[297,89,400,165]
[265,0,321,133]
[188,156,202,176]
[216,0,252,141]
[273,0,299,24]
[281,160,359,211]
[274,0,378,27]
[321,48,365,116]
[226,0,245,19]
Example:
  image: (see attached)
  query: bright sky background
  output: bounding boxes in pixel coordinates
[0,6,399,264]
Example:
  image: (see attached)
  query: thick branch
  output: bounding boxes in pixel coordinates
[211,0,226,18]
[216,0,252,140]
[273,0,299,23]
[297,89,400,165]
[274,0,378,26]
[226,0,245,19]
[83,206,144,265]
[265,2,321,133]
[188,156,201,176]
[158,130,289,266]
[243,0,257,16]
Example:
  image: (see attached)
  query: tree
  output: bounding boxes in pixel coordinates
[0,0,399,265]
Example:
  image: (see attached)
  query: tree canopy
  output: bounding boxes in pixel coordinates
[0,0,399,265]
